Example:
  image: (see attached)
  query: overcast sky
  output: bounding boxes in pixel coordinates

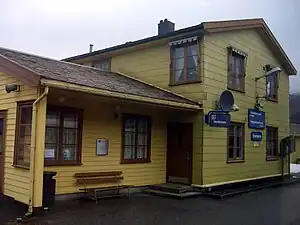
[1,0,299,92]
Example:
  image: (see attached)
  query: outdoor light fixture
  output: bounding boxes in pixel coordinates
[5,84,20,93]
[255,65,282,81]
[114,106,121,120]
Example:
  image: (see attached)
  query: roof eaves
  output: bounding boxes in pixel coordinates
[63,23,204,62]
[41,78,202,110]
[0,53,40,86]
[203,19,297,75]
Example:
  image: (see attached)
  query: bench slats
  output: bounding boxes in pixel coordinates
[74,171,131,203]
[79,185,130,192]
[76,176,124,184]
[74,171,122,178]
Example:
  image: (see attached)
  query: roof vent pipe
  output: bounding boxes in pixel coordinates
[89,44,93,53]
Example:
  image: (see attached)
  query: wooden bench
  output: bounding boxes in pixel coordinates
[74,171,131,203]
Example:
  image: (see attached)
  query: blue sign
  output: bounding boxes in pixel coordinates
[205,111,231,128]
[251,131,263,141]
[248,109,265,129]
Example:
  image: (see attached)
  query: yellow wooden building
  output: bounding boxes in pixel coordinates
[0,18,297,212]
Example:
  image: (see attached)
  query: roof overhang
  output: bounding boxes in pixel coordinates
[40,78,202,111]
[0,54,40,85]
[202,18,297,75]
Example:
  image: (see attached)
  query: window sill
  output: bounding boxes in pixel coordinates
[45,162,83,166]
[227,87,245,94]
[12,164,30,170]
[169,80,202,87]
[227,159,245,164]
[120,160,151,164]
[266,97,278,103]
[266,157,279,161]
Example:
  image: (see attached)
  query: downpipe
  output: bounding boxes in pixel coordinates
[26,86,49,217]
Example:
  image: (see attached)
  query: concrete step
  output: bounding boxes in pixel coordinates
[144,189,202,200]
[149,183,194,194]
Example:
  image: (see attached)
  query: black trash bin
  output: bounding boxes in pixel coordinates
[42,171,57,209]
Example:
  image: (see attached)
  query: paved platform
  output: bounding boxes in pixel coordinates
[1,183,300,225]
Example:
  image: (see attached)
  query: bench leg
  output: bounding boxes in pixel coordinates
[128,187,131,199]
[94,190,98,204]
[117,185,120,196]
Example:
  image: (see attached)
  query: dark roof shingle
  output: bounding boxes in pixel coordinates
[0,47,199,106]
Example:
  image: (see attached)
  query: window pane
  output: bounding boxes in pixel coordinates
[20,106,32,124]
[64,114,78,128]
[125,119,136,132]
[124,132,135,146]
[137,119,147,133]
[63,129,77,145]
[45,127,59,144]
[18,144,30,165]
[267,127,278,157]
[19,125,32,145]
[124,146,134,159]
[228,136,234,148]
[173,47,184,59]
[62,145,76,160]
[188,44,198,56]
[266,74,277,99]
[187,56,197,69]
[236,148,241,158]
[173,57,184,70]
[137,133,147,146]
[94,61,110,71]
[174,69,184,82]
[228,147,234,159]
[137,146,146,159]
[187,68,197,81]
[46,111,60,127]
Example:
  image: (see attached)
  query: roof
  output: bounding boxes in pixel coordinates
[0,47,200,107]
[63,23,204,62]
[291,123,300,135]
[64,18,296,75]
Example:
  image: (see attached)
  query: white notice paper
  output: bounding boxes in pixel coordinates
[96,139,108,156]
[44,149,55,159]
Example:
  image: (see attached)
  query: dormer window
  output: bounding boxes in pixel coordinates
[93,60,111,72]
[169,37,199,85]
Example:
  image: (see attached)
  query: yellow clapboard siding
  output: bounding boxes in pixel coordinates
[0,72,37,204]
[45,95,168,195]
[201,29,290,185]
[111,39,206,101]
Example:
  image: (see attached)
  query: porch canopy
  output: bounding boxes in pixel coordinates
[0,47,201,110]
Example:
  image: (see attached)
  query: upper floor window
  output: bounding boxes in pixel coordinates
[227,47,247,92]
[266,71,278,101]
[93,60,111,72]
[266,126,278,160]
[170,40,199,85]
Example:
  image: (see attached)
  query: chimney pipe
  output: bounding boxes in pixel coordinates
[89,44,93,53]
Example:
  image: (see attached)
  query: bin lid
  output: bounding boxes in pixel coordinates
[44,171,57,176]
